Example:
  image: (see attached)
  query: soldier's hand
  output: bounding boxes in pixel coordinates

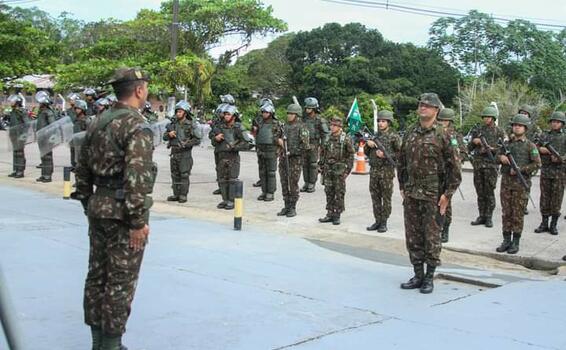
[215,133,224,142]
[367,140,376,148]
[168,131,176,138]
[499,155,510,165]
[277,138,284,147]
[510,169,517,176]
[539,146,550,155]
[551,155,560,163]
[376,149,385,158]
[438,194,449,215]
[130,224,149,252]
[472,138,481,146]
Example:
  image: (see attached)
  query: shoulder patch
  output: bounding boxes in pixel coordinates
[450,137,458,147]
[531,148,539,155]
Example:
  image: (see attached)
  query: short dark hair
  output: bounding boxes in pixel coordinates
[113,80,146,100]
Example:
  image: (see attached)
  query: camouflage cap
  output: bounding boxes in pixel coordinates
[107,67,150,86]
[330,116,343,127]
[377,110,394,121]
[518,104,535,118]
[549,111,566,124]
[286,103,302,115]
[437,108,455,121]
[511,114,531,129]
[418,93,442,108]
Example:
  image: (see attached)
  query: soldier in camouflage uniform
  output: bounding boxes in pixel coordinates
[142,101,159,123]
[252,97,274,188]
[210,105,253,209]
[318,117,355,225]
[35,92,57,183]
[73,68,156,350]
[7,95,27,178]
[163,100,202,203]
[496,114,541,254]
[301,97,330,193]
[254,103,281,201]
[534,112,565,235]
[468,106,506,228]
[66,93,81,122]
[84,88,97,116]
[277,104,310,217]
[365,110,401,233]
[210,95,236,195]
[398,93,462,294]
[70,100,90,168]
[437,108,466,243]
[95,97,111,117]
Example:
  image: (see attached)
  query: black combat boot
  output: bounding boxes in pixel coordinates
[167,195,179,201]
[305,183,316,193]
[14,172,24,178]
[100,334,122,350]
[300,184,309,192]
[507,232,521,254]
[470,216,485,226]
[366,222,380,231]
[441,224,449,243]
[484,216,493,228]
[90,326,101,350]
[496,232,512,253]
[264,193,274,202]
[224,201,234,210]
[8,172,16,177]
[277,201,289,216]
[377,220,388,233]
[252,179,262,187]
[420,265,436,294]
[257,193,266,201]
[318,212,333,223]
[36,176,52,183]
[212,188,221,195]
[534,215,550,233]
[178,195,187,203]
[549,215,559,235]
[332,214,340,225]
[286,202,297,217]
[563,255,566,261]
[400,264,424,289]
[524,208,529,215]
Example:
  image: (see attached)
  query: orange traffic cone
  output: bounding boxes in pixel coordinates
[352,141,368,175]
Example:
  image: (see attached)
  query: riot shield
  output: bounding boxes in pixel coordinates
[150,119,171,147]
[36,116,74,156]
[199,123,211,148]
[25,120,37,144]
[167,97,176,118]
[71,131,87,164]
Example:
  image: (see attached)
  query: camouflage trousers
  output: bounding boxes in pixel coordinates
[217,152,240,202]
[500,175,529,233]
[403,197,442,267]
[473,167,498,217]
[84,218,145,336]
[302,147,319,185]
[323,172,347,215]
[279,155,302,203]
[539,176,564,216]
[40,151,53,177]
[369,168,394,222]
[170,150,193,197]
[12,149,25,173]
[257,147,277,195]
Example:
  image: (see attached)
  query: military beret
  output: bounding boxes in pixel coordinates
[107,67,150,86]
[418,93,442,108]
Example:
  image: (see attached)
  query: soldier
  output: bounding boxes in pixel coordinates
[72,67,156,350]
[211,105,253,209]
[301,97,329,193]
[254,103,281,201]
[35,92,56,183]
[142,101,159,123]
[211,95,235,195]
[496,114,541,254]
[318,117,355,225]
[252,97,274,188]
[70,100,89,168]
[95,97,111,117]
[437,108,466,242]
[66,93,81,121]
[84,88,97,116]
[7,94,28,178]
[398,93,462,294]
[163,100,202,203]
[534,112,565,235]
[365,110,401,233]
[468,106,506,228]
[277,104,310,217]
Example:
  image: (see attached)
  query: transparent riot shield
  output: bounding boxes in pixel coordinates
[6,123,28,153]
[150,119,171,147]
[36,116,74,156]
[25,120,37,144]
[71,131,87,164]
[167,97,176,118]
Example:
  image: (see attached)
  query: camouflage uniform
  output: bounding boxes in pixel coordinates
[318,117,355,224]
[8,106,28,176]
[164,110,202,202]
[70,113,89,168]
[301,104,329,192]
[36,105,57,181]
[468,112,506,226]
[255,110,282,201]
[364,115,401,232]
[142,110,159,124]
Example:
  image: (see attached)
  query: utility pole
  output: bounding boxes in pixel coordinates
[171,0,179,60]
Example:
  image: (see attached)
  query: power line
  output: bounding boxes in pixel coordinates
[321,0,566,30]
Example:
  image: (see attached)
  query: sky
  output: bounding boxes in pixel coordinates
[14,0,566,57]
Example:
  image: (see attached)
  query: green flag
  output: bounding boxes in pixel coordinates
[347,98,362,135]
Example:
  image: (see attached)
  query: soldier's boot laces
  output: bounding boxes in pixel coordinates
[507,233,521,254]
[178,195,187,203]
[419,266,436,294]
[366,222,380,231]
[257,193,266,201]
[286,203,297,218]
[534,215,550,233]
[400,264,424,290]
[377,220,388,233]
[496,232,512,253]
[332,214,340,225]
[470,216,485,226]
[264,193,274,202]
[252,180,262,187]
[549,216,559,235]
[484,216,493,228]
[441,225,449,243]
[318,212,333,223]
[90,326,101,350]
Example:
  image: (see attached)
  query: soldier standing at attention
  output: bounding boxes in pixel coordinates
[254,103,281,202]
[84,88,97,116]
[318,117,355,225]
[163,100,202,203]
[534,112,565,235]
[398,93,461,294]
[73,67,156,350]
[211,105,253,209]
[496,114,541,254]
[66,93,80,121]
[211,94,236,195]
[7,94,28,178]
[468,106,506,228]
[277,104,310,217]
[301,97,329,193]
[365,110,401,233]
[70,100,89,169]
[437,108,466,243]
[35,92,56,183]
[252,98,274,188]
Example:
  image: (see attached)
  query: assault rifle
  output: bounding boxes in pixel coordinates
[469,124,496,163]
[278,123,291,194]
[534,135,563,164]
[497,138,536,208]
[355,126,396,167]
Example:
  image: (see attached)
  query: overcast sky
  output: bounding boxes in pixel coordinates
[17,0,566,57]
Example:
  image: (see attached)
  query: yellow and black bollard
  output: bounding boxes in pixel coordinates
[233,180,243,230]
[63,166,72,200]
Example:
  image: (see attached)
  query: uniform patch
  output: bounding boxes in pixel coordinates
[532,148,539,155]
[450,138,458,147]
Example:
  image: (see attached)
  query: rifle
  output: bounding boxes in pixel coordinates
[469,124,497,163]
[279,123,291,194]
[497,138,536,208]
[355,126,396,167]
[534,135,563,163]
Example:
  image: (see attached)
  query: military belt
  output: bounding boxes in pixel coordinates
[93,175,124,189]
[95,186,126,201]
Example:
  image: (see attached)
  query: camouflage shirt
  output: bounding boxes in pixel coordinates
[283,120,310,156]
[75,102,155,230]
[319,131,355,176]
[468,123,506,169]
[538,129,565,178]
[363,129,401,170]
[398,122,462,201]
